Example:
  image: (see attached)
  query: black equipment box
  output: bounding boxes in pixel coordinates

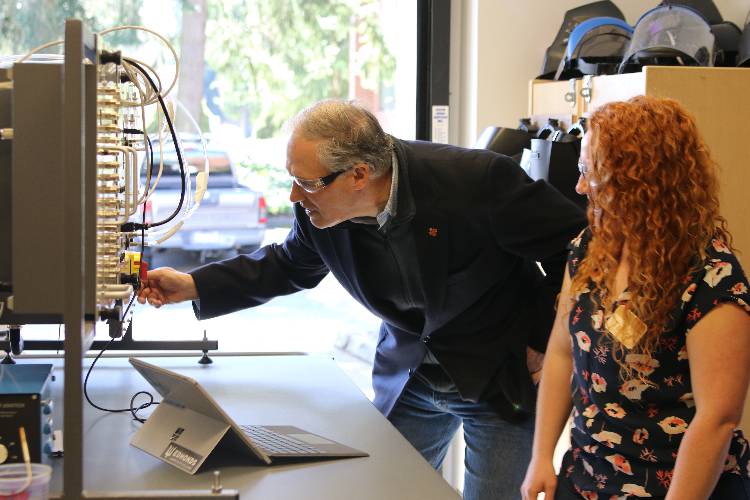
[0,364,54,464]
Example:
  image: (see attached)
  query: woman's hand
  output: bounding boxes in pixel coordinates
[520,458,557,500]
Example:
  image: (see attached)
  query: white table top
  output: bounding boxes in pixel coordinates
[30,354,460,499]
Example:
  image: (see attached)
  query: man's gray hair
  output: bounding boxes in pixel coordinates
[289,99,394,178]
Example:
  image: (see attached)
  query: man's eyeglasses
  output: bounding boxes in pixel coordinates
[292,169,348,194]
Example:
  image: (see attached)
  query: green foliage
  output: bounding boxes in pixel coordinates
[0,0,86,54]
[206,0,395,138]
[81,0,143,46]
[4,0,395,142]
[4,0,396,204]
[236,159,293,215]
[0,0,142,54]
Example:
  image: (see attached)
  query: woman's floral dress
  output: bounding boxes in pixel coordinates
[562,228,750,499]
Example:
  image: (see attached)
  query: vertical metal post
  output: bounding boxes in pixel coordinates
[62,18,92,498]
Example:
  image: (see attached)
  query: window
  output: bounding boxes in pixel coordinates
[10,0,417,400]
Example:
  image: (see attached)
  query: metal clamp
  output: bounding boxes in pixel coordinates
[563,78,577,108]
[580,75,593,104]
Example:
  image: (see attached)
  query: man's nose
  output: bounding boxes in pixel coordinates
[290,181,305,203]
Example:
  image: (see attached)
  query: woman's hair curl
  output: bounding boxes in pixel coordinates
[571,95,731,375]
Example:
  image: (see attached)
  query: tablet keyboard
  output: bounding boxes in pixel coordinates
[240,425,323,455]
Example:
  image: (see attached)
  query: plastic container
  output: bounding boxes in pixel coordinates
[0,464,52,500]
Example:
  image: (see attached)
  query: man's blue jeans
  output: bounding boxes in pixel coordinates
[387,367,534,500]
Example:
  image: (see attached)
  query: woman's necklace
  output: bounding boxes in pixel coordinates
[605,303,647,349]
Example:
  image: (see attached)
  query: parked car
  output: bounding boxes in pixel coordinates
[140,139,267,259]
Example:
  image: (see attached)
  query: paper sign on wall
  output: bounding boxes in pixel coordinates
[431,105,449,144]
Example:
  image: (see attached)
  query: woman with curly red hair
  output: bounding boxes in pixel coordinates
[521,95,750,499]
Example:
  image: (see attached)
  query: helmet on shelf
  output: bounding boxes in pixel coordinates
[538,0,626,80]
[710,21,741,66]
[619,4,715,73]
[554,16,633,79]
[659,0,723,25]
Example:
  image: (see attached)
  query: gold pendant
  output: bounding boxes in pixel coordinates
[605,304,648,349]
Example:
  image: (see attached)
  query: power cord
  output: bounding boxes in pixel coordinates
[85,200,151,420]
[84,236,153,422]
[83,338,159,423]
[84,105,157,422]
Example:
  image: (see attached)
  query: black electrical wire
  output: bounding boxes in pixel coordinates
[123,57,186,229]
[144,133,154,194]
[84,60,188,423]
[120,288,137,332]
[85,229,150,421]
[84,126,156,422]
[83,339,159,423]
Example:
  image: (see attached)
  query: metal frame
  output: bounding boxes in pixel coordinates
[2,16,219,359]
[55,20,237,499]
[62,18,90,497]
[23,323,218,353]
[3,324,220,364]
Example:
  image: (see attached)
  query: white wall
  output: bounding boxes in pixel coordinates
[452,0,750,147]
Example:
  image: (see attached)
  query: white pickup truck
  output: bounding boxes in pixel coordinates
[142,142,267,259]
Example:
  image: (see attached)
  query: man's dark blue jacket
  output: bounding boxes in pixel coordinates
[190,138,586,420]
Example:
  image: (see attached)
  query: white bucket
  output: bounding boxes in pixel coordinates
[0,464,52,500]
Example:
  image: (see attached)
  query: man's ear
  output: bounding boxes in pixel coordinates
[350,163,370,190]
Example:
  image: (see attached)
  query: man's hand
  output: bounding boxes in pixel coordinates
[527,346,545,385]
[137,267,199,307]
